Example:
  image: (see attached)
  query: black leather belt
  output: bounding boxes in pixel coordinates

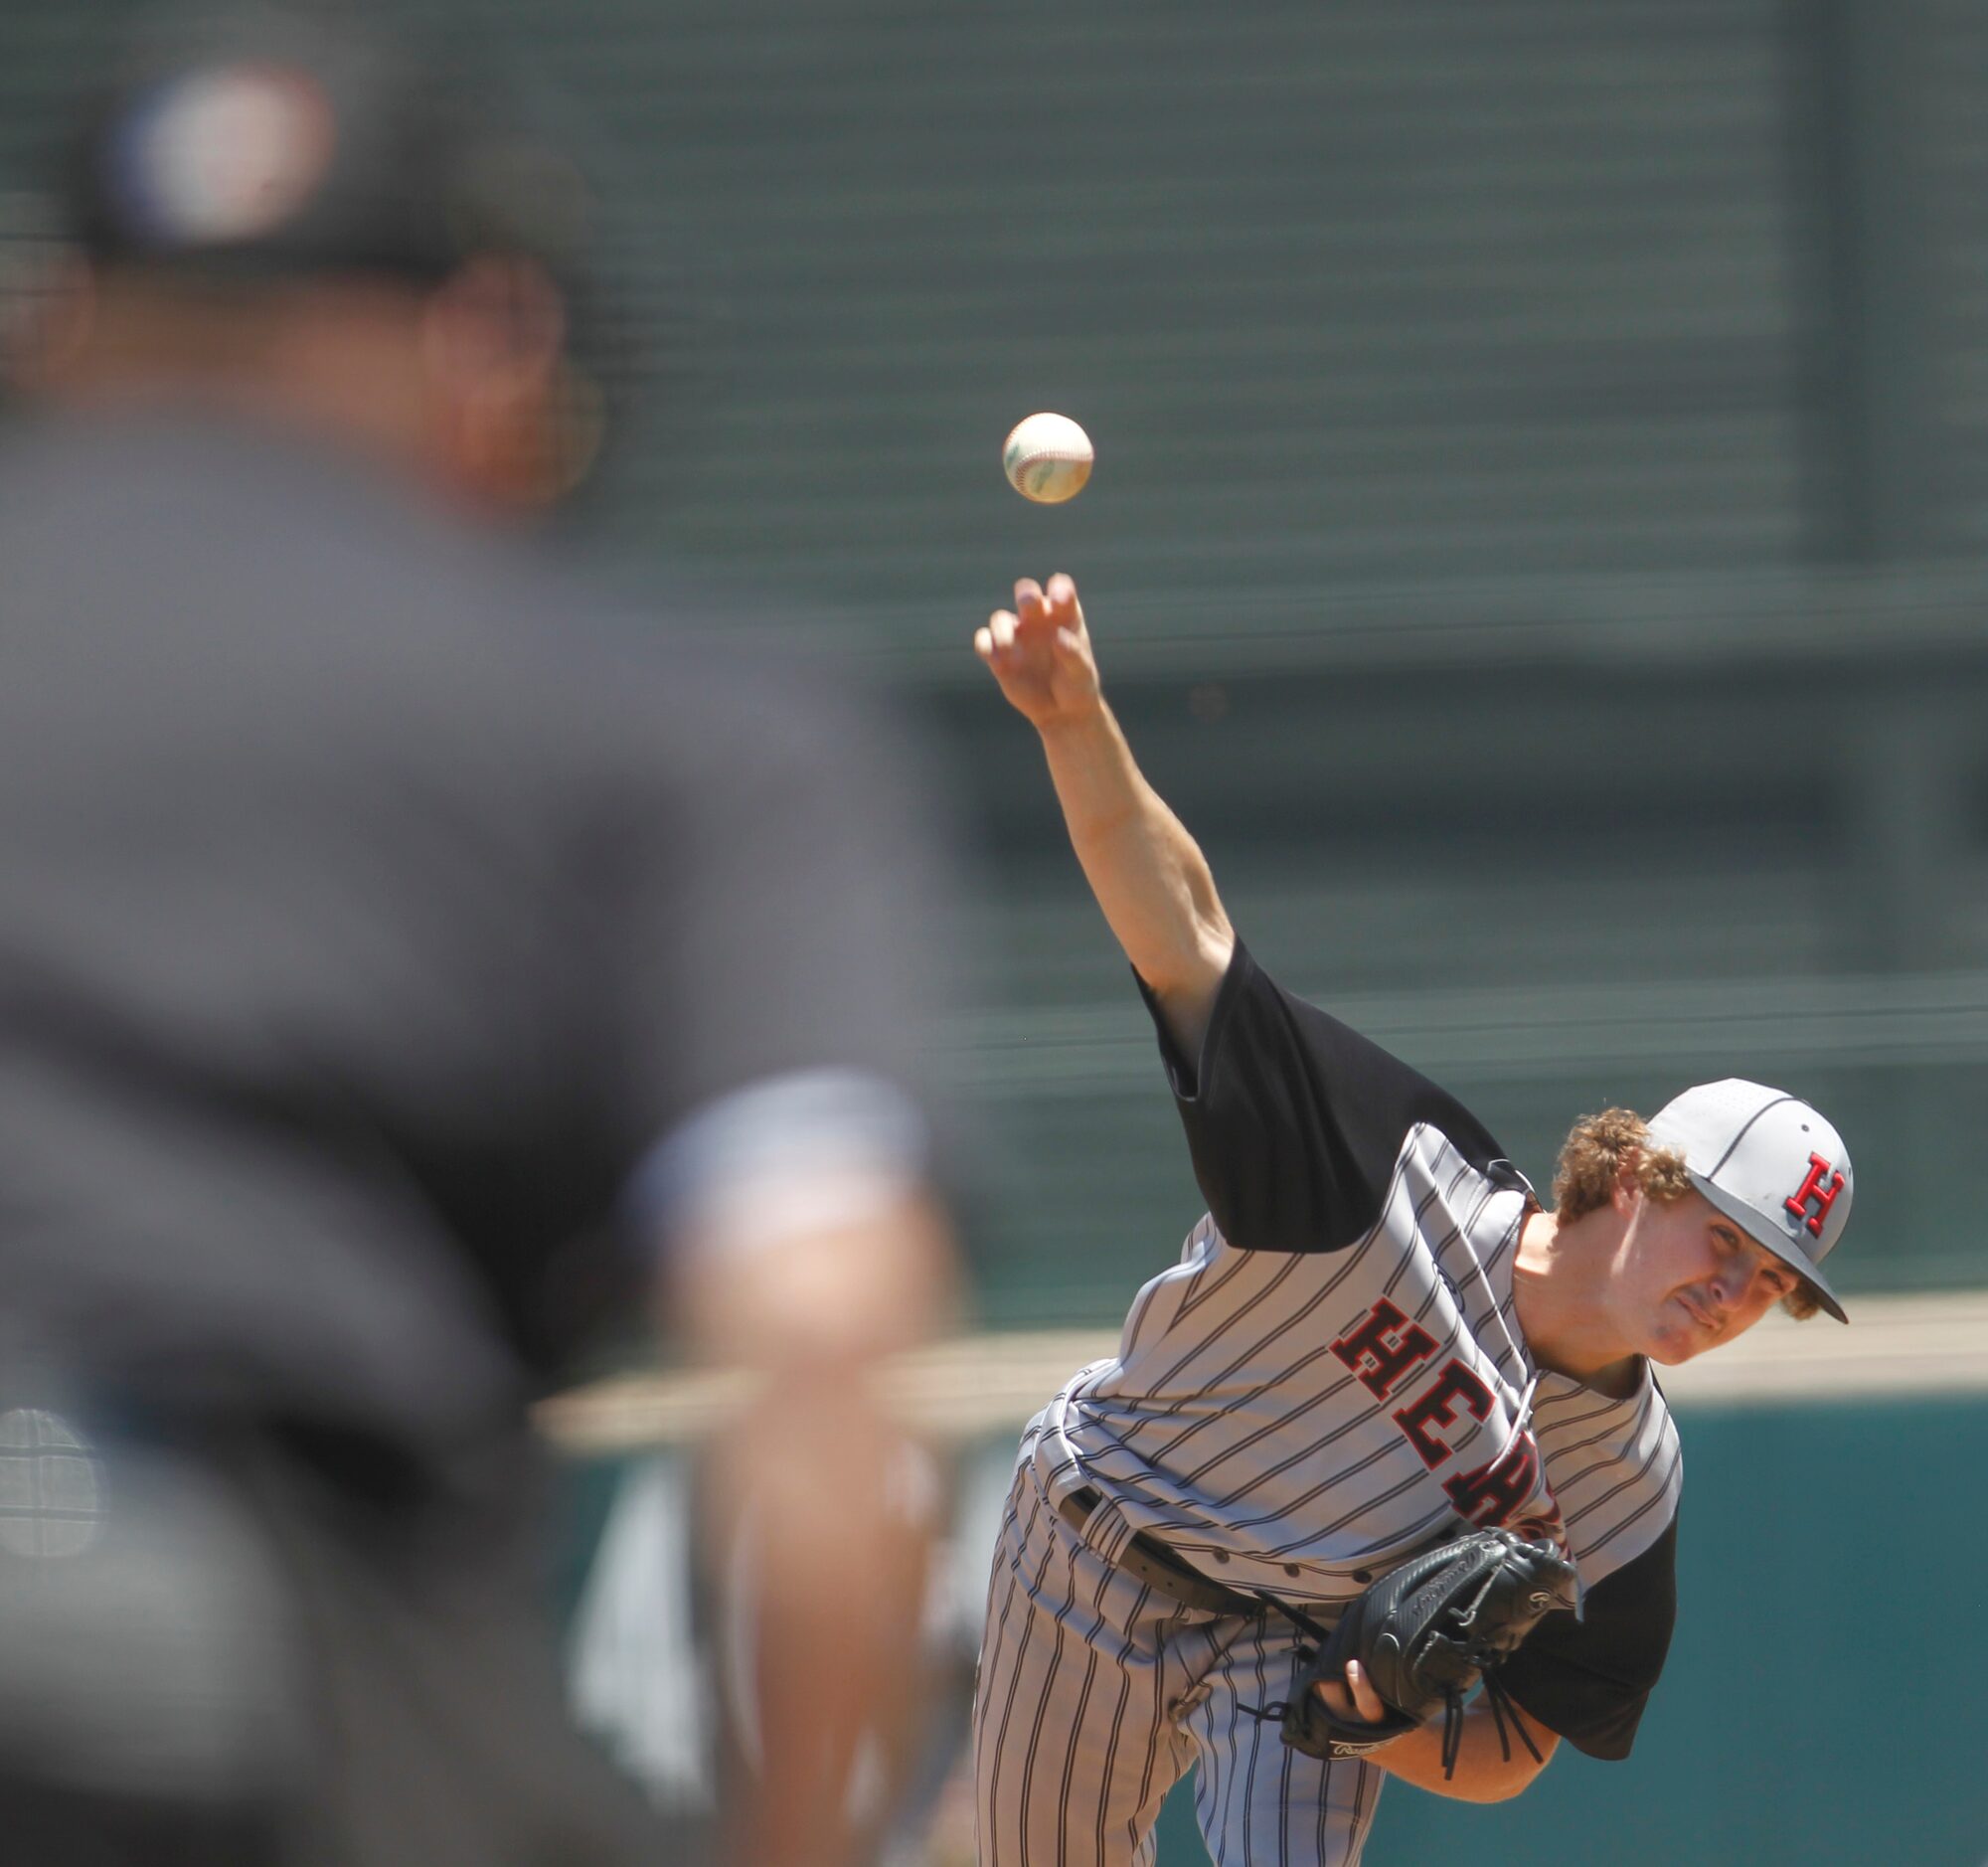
[1056,1486,1266,1617]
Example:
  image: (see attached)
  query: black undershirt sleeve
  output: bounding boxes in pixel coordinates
[1499,1515,1679,1760]
[1138,939,1510,1254]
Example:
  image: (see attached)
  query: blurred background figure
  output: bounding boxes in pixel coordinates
[0,5,957,1865]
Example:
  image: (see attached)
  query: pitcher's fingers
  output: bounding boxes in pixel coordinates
[1014,580,1047,629]
[988,609,1018,653]
[1045,572,1080,618]
[973,625,994,660]
[1344,1660,1387,1724]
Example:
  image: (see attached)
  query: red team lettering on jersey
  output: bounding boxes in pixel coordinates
[1327,1297,1436,1399]
[1332,1298,1552,1530]
[1393,1359,1493,1467]
[1443,1437,1544,1527]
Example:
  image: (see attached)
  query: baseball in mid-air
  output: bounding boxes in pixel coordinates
[1002,413,1093,504]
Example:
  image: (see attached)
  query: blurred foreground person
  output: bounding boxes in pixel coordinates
[0,8,955,1864]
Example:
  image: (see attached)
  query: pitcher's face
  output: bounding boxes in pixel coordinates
[1611,1187,1801,1366]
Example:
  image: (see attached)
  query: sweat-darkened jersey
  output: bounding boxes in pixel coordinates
[1026,940,1681,1760]
[0,412,940,1466]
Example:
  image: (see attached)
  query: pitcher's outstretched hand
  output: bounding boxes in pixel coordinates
[973,573,1101,731]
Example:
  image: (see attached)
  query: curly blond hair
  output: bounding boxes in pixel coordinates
[1551,1106,1821,1321]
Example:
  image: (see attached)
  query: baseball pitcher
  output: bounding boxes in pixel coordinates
[968,574,1854,1867]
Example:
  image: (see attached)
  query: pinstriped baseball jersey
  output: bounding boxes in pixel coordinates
[1026,938,1681,1760]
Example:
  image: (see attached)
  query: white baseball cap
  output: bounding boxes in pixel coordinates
[1644,1080,1853,1323]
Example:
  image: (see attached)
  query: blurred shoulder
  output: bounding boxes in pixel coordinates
[538,557,921,791]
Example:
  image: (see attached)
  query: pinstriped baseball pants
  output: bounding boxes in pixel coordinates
[973,1462,1386,1867]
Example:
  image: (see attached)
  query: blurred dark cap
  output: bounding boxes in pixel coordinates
[63,3,595,295]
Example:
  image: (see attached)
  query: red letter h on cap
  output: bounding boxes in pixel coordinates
[1784,1154,1845,1239]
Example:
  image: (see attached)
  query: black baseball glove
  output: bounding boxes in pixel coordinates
[1278,1528,1579,1777]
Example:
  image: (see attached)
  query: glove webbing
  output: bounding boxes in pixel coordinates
[1238,1586,1547,1782]
[1471,1669,1546,1776]
[1429,1557,1550,1780]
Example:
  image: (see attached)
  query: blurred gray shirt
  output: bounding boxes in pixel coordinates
[0,409,941,1462]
